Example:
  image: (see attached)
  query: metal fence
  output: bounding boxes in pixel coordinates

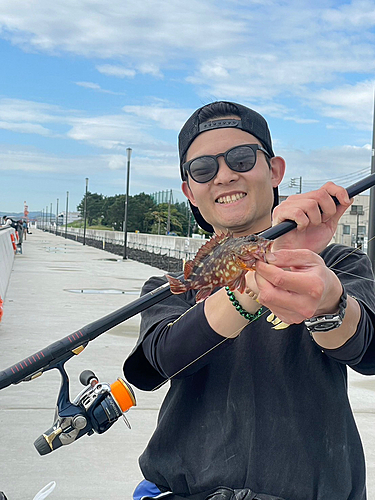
[41,226,197,273]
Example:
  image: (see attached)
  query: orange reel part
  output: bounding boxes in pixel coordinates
[110,378,136,412]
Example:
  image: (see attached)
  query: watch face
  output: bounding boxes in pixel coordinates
[312,320,341,332]
[305,314,342,333]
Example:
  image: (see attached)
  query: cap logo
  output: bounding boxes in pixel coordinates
[198,119,242,133]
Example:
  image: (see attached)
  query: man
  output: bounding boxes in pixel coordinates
[124,102,375,500]
[0,216,13,228]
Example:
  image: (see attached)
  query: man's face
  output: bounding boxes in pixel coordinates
[182,127,285,236]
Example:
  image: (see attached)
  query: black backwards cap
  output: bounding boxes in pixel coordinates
[178,101,278,233]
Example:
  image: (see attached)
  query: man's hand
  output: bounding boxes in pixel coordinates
[271,182,352,254]
[254,249,343,325]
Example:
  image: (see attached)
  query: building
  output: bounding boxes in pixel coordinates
[278,194,370,251]
[331,194,370,251]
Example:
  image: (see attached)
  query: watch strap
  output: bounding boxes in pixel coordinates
[304,286,347,333]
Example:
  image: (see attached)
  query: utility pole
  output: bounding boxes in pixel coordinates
[289,177,302,193]
[368,90,375,270]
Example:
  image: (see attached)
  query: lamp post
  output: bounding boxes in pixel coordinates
[65,191,69,239]
[56,199,59,235]
[368,90,375,270]
[83,177,89,246]
[123,148,132,260]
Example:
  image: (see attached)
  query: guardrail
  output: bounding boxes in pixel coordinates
[38,225,207,273]
[0,227,16,319]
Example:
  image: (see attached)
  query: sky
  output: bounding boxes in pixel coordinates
[0,0,375,214]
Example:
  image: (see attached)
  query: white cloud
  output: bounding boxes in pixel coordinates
[1,0,375,131]
[96,65,136,78]
[137,63,163,79]
[75,81,101,89]
[322,0,375,29]
[107,154,127,170]
[74,80,126,95]
[0,121,52,135]
[123,105,192,131]
[312,80,375,129]
[0,0,244,59]
[0,98,65,124]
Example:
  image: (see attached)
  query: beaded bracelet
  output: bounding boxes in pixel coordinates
[225,286,263,322]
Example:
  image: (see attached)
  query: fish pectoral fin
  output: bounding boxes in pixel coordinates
[195,286,214,303]
[227,273,247,294]
[166,275,187,294]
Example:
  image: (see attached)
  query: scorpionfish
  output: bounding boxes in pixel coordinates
[166,232,272,302]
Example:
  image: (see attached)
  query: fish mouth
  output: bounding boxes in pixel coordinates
[215,192,246,204]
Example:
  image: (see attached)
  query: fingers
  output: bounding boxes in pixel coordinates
[272,182,352,230]
[264,248,324,269]
[254,249,328,322]
[255,274,317,323]
[256,261,323,304]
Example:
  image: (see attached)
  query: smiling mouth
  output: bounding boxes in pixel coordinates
[216,192,246,204]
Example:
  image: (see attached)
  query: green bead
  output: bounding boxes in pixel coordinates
[226,287,263,323]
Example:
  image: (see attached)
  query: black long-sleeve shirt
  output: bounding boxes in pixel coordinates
[124,244,375,499]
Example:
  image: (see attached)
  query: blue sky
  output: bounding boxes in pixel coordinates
[0,0,374,214]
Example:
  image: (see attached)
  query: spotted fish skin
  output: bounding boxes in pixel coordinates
[166,233,273,303]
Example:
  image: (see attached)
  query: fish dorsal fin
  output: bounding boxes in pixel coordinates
[191,232,233,269]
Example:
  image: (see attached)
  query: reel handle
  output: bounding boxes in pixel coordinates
[79,369,98,386]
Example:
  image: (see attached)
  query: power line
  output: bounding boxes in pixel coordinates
[303,167,371,185]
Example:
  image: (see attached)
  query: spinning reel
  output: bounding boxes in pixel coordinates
[34,362,136,455]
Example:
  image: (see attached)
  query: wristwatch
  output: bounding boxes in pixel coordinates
[304,287,347,333]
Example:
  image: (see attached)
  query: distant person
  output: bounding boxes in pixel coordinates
[0,216,13,228]
[15,220,23,253]
[22,220,28,240]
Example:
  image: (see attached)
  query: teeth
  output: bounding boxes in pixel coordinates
[217,193,245,204]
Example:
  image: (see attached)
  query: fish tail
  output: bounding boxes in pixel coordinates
[166,275,188,294]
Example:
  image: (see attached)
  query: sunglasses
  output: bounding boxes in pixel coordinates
[182,144,271,184]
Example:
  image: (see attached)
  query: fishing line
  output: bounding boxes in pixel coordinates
[149,233,375,392]
[150,306,273,392]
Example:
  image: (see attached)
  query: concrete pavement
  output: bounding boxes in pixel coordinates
[1,229,375,499]
[0,229,168,500]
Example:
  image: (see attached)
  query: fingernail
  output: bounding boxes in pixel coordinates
[266,253,276,262]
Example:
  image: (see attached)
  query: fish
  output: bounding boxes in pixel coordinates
[166,232,273,302]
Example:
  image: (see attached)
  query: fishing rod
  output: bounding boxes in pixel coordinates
[1,172,375,392]
[0,173,374,456]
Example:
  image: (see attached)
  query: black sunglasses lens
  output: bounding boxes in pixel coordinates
[226,146,256,172]
[189,157,218,183]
